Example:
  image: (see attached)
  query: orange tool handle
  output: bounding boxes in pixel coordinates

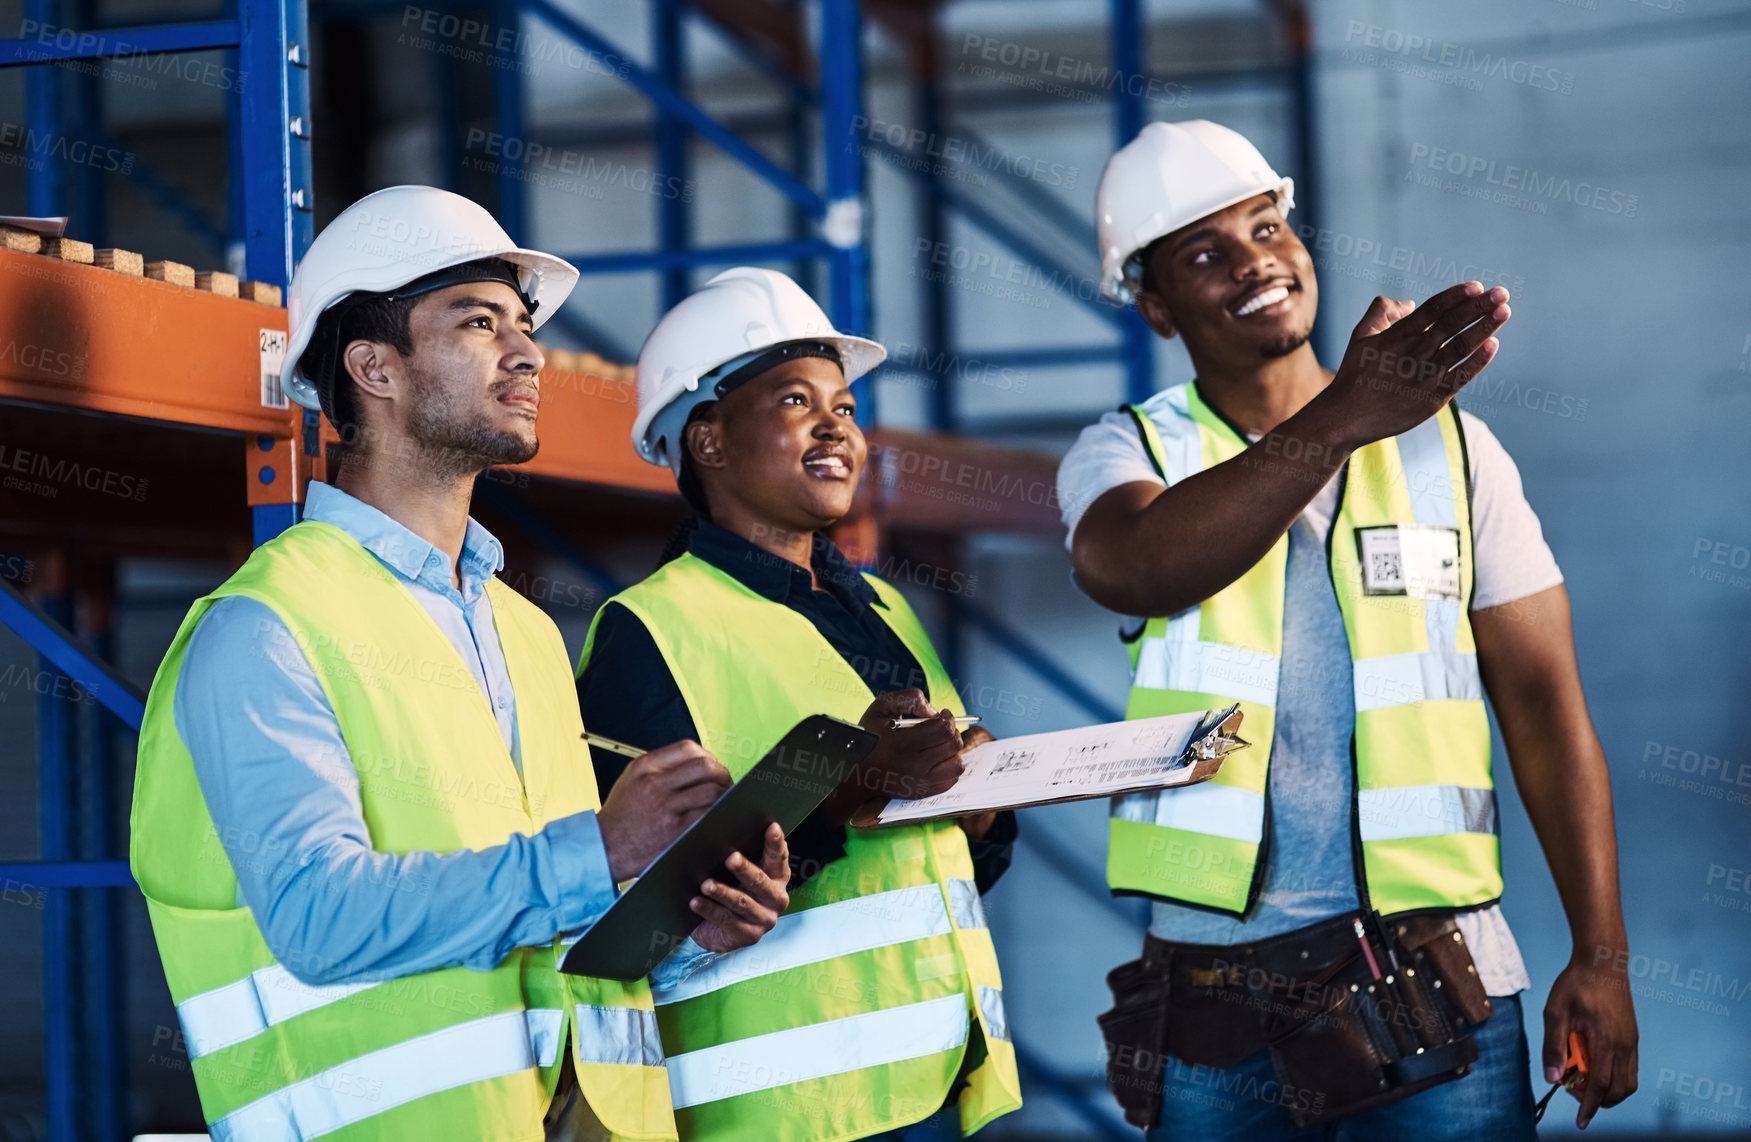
[1563,1030,1589,1089]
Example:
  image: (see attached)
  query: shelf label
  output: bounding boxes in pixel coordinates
[259,328,289,409]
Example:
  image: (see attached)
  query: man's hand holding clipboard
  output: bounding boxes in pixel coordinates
[590,739,790,956]
[564,716,879,981]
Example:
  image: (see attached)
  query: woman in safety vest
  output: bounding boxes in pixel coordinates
[576,267,1025,1142]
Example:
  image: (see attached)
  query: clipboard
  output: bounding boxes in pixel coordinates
[867,704,1248,826]
[560,714,878,982]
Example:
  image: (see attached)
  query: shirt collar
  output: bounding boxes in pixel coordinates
[687,520,880,609]
[302,481,506,602]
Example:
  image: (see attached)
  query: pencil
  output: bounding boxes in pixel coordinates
[582,732,644,759]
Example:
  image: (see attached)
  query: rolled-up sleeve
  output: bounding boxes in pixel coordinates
[175,595,619,985]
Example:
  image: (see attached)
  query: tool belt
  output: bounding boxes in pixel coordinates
[1098,910,1496,1130]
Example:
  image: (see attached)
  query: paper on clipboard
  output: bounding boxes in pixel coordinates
[871,704,1246,825]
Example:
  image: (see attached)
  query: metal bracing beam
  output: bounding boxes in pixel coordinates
[655,0,692,308]
[520,0,824,214]
[951,597,1122,724]
[1110,0,1155,404]
[473,483,627,601]
[1018,823,1147,926]
[0,576,146,729]
[545,306,637,365]
[236,0,313,291]
[493,0,528,242]
[944,122,1096,250]
[863,133,1124,329]
[820,0,873,427]
[96,129,230,254]
[0,19,241,63]
[563,238,830,275]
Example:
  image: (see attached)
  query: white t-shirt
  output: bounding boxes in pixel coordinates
[1059,406,1563,610]
[1057,402,1561,995]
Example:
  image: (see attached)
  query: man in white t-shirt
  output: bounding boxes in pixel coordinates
[1064,121,1636,1140]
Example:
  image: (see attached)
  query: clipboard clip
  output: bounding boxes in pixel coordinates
[1188,703,1249,763]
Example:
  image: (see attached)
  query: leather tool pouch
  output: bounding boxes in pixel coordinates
[1260,913,1494,1127]
[1097,942,1175,1129]
[1100,912,1497,1131]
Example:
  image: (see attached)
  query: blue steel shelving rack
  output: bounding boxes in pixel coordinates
[0,0,312,1135]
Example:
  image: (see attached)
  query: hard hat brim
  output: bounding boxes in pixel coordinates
[283,244,581,412]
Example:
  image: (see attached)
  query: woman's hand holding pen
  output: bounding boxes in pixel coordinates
[596,740,731,883]
[954,724,999,839]
[822,690,965,825]
[859,689,967,797]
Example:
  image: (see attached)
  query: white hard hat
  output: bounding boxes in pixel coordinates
[283,185,580,411]
[1096,120,1294,304]
[632,267,886,473]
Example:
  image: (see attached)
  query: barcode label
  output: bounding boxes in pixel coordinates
[1369,549,1404,589]
[1357,525,1460,599]
[259,328,289,409]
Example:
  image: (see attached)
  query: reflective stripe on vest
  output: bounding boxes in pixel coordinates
[1353,415,1483,711]
[178,967,376,1060]
[1132,612,1280,707]
[586,557,1023,1139]
[573,1005,664,1067]
[664,995,971,1111]
[209,1008,564,1142]
[1106,385,1501,917]
[1357,784,1496,842]
[1113,782,1265,844]
[652,884,962,1007]
[976,986,1010,1043]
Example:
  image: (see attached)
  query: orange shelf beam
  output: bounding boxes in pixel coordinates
[506,362,673,496]
[0,250,1061,535]
[0,248,294,437]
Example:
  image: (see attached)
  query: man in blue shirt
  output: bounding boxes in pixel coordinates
[140,186,790,1139]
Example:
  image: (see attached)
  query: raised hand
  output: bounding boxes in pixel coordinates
[1317,280,1511,447]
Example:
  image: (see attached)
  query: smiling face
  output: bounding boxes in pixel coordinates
[380,279,546,475]
[686,355,865,533]
[1135,193,1319,369]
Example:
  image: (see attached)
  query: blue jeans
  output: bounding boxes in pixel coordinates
[1146,993,1537,1142]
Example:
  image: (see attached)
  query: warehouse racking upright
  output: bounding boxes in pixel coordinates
[0,0,316,1134]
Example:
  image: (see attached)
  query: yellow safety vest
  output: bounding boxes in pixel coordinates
[131,520,675,1141]
[1105,383,1502,917]
[581,553,1022,1141]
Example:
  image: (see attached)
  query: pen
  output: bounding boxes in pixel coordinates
[582,732,644,759]
[889,715,982,729]
[1353,917,1383,980]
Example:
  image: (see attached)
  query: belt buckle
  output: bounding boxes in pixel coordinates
[1183,963,1241,989]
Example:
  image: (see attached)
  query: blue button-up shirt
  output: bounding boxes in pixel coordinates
[175,481,708,987]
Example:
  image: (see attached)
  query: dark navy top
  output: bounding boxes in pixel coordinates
[577,520,1016,892]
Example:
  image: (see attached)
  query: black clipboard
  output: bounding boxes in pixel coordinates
[561,714,878,982]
